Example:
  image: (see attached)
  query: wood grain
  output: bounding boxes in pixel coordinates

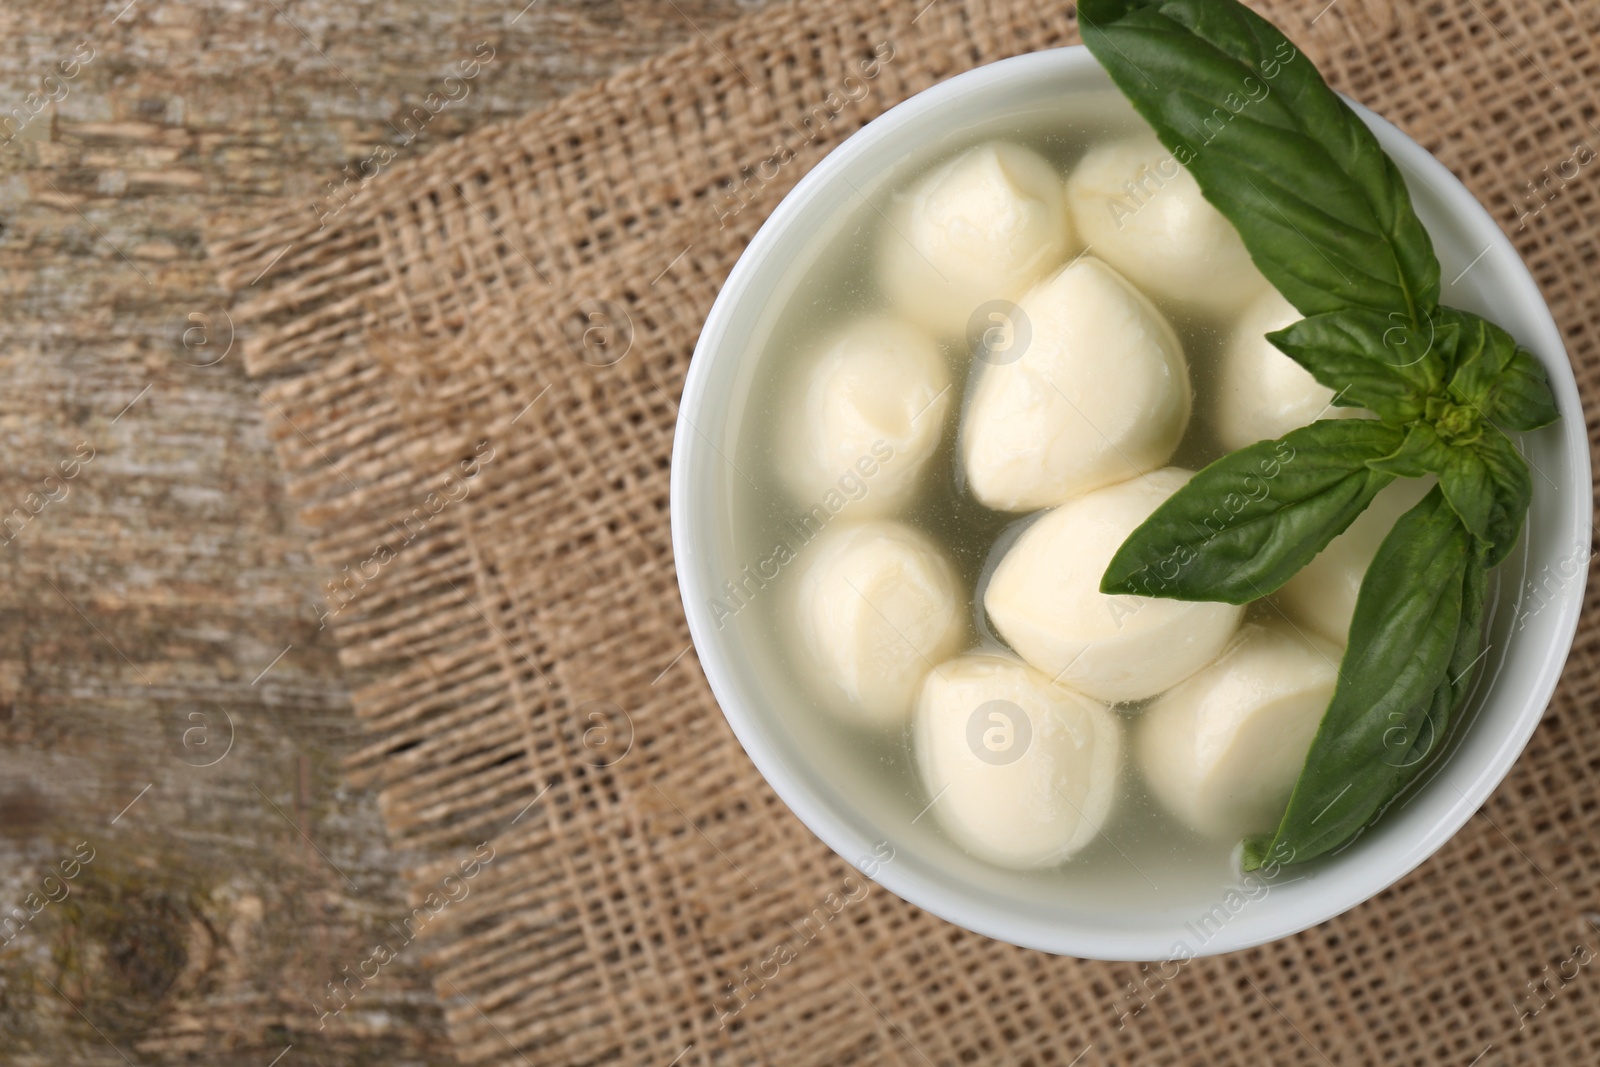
[0,1,762,1062]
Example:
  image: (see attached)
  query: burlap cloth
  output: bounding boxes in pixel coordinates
[208,0,1600,1062]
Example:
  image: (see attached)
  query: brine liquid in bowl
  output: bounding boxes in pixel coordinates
[706,84,1529,933]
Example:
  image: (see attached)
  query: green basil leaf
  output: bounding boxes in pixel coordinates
[1267,308,1447,424]
[1391,552,1489,791]
[1441,307,1561,431]
[1100,420,1401,603]
[1368,422,1452,479]
[1078,0,1440,323]
[1439,428,1532,568]
[1242,487,1471,870]
[1489,350,1562,432]
[1369,423,1532,566]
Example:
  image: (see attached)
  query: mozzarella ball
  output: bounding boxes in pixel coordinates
[984,469,1244,703]
[881,142,1074,338]
[1276,476,1436,644]
[1066,132,1267,315]
[961,256,1191,512]
[779,315,952,515]
[1215,288,1362,451]
[914,652,1121,868]
[794,521,966,727]
[1137,620,1342,839]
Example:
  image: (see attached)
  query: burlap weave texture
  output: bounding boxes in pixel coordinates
[211,1,1600,1063]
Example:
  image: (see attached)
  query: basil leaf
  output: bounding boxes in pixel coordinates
[1368,422,1532,566]
[1100,420,1401,603]
[1082,0,1557,875]
[1441,306,1561,431]
[1368,422,1451,479]
[1488,350,1562,432]
[1078,0,1440,323]
[1391,553,1489,791]
[1267,308,1447,424]
[1440,428,1532,568]
[1242,487,1471,870]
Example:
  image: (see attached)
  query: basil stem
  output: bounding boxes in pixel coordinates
[1100,420,1400,603]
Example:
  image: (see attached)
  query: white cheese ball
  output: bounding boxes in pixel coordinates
[1215,288,1361,451]
[779,315,952,515]
[984,469,1244,703]
[1137,620,1342,840]
[881,142,1074,339]
[1277,476,1436,644]
[913,653,1121,868]
[1066,132,1267,315]
[794,520,966,727]
[961,256,1191,512]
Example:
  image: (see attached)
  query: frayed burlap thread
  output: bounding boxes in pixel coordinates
[211,0,1600,1063]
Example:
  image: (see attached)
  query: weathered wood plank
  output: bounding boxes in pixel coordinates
[0,1,763,1061]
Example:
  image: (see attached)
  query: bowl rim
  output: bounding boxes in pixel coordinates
[670,44,1591,960]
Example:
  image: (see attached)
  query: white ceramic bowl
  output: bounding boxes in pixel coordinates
[670,47,1590,960]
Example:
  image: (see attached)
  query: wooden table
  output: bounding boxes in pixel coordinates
[0,2,757,1061]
